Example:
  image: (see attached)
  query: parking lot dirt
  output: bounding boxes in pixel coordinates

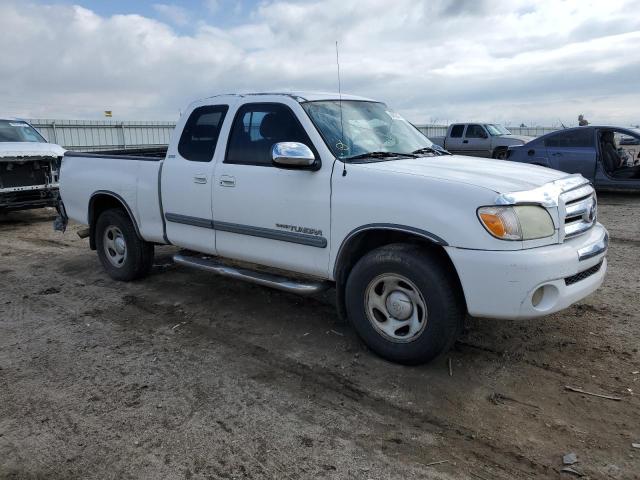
[1,193,639,480]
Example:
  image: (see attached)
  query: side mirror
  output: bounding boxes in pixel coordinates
[272,142,317,169]
[480,131,488,139]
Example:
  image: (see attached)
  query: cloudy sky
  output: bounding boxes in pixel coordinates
[1,0,639,126]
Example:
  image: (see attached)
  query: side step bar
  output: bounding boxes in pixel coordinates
[173,254,331,295]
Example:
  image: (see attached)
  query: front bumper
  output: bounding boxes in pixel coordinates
[0,186,59,211]
[446,223,608,319]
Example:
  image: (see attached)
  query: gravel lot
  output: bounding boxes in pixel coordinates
[1,193,639,480]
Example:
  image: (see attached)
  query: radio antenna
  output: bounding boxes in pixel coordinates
[336,41,347,176]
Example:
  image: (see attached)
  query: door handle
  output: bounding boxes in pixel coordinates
[219,175,236,187]
[193,174,207,184]
[463,140,469,144]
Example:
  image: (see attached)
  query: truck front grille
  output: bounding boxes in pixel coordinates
[560,184,597,240]
[565,260,603,286]
[0,160,51,189]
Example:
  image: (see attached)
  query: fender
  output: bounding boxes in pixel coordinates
[88,190,142,249]
[333,223,448,278]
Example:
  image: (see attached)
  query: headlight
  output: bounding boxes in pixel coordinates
[478,205,554,241]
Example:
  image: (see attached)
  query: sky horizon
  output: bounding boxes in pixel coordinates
[1,0,639,127]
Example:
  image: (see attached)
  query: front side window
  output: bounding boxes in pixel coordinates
[544,129,594,148]
[178,105,229,162]
[465,124,487,138]
[302,100,436,159]
[225,103,314,166]
[604,129,640,171]
[0,120,46,143]
[450,124,464,138]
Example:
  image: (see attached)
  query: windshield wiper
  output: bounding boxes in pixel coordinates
[344,151,417,161]
[412,146,451,156]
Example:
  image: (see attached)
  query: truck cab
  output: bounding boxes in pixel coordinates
[432,123,533,159]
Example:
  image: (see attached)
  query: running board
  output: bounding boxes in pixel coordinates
[173,254,331,295]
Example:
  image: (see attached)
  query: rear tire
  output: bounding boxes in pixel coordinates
[95,208,154,281]
[345,244,464,365]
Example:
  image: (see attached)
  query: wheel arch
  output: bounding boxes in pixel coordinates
[333,224,466,321]
[88,191,141,250]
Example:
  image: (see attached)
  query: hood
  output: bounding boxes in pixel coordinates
[0,142,65,159]
[501,134,534,143]
[358,155,568,194]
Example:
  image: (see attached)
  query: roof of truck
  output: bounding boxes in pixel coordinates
[202,91,377,103]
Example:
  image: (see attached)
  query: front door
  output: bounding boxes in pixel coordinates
[161,104,230,254]
[460,124,491,157]
[212,100,332,277]
[594,128,640,190]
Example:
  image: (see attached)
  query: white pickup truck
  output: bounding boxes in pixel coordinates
[431,123,533,159]
[57,92,608,364]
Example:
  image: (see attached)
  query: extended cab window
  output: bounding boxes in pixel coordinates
[178,105,229,162]
[465,124,486,138]
[450,125,464,138]
[226,103,313,166]
[544,129,594,148]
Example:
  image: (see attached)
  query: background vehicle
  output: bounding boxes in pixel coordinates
[0,118,64,213]
[56,92,608,365]
[507,126,640,191]
[431,123,533,159]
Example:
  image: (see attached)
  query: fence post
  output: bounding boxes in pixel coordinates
[51,121,58,144]
[120,122,127,150]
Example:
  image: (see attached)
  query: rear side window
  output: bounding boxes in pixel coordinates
[465,124,486,138]
[544,129,594,148]
[225,103,315,166]
[450,125,464,138]
[178,105,229,162]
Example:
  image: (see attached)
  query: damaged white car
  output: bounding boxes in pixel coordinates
[0,119,64,214]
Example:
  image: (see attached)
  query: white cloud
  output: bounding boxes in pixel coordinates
[0,0,638,126]
[204,0,220,14]
[152,3,190,26]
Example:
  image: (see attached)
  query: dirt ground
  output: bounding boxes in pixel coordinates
[1,194,639,480]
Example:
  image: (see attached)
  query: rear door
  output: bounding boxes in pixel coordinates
[161,103,231,254]
[543,129,597,179]
[443,124,465,153]
[460,124,491,157]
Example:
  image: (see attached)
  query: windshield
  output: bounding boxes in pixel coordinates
[485,124,511,136]
[0,120,46,143]
[302,100,436,160]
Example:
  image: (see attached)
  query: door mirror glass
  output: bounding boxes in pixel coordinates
[272,142,316,168]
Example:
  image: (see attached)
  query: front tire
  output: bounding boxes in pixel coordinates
[95,208,154,281]
[493,147,508,160]
[345,244,464,365]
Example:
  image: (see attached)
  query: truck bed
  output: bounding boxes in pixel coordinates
[430,136,446,147]
[60,151,166,244]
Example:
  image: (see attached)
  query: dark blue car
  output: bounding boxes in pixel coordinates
[507,126,640,190]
